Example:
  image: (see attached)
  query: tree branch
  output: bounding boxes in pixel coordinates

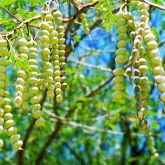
[0,5,22,23]
[35,73,115,164]
[141,0,165,11]
[70,0,79,11]
[68,60,112,72]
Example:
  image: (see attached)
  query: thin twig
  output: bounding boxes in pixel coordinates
[68,60,112,72]
[142,0,165,11]
[70,0,79,11]
[0,5,22,23]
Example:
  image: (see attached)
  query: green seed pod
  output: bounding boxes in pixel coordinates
[144,33,155,43]
[47,90,54,98]
[4,113,13,120]
[14,96,22,108]
[3,105,11,112]
[117,26,127,34]
[158,83,165,92]
[10,134,21,144]
[139,65,148,74]
[147,41,158,50]
[118,33,127,41]
[115,55,126,65]
[139,58,146,65]
[0,139,3,149]
[140,76,148,85]
[0,38,7,47]
[134,39,141,49]
[56,88,62,95]
[61,82,67,91]
[30,96,39,104]
[0,126,3,134]
[56,94,62,103]
[113,68,125,76]
[134,76,140,85]
[112,84,125,91]
[18,38,28,46]
[4,119,14,129]
[117,40,127,48]
[33,110,42,119]
[151,56,162,66]
[31,104,41,111]
[13,140,23,151]
[112,91,123,100]
[134,69,140,76]
[154,75,165,83]
[153,66,164,75]
[116,48,126,56]
[116,18,126,26]
[113,76,124,83]
[0,108,4,117]
[0,117,4,125]
[129,49,139,65]
[134,85,141,93]
[35,117,45,127]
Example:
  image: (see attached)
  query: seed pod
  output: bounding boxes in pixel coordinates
[0,139,3,149]
[13,140,23,151]
[36,117,45,127]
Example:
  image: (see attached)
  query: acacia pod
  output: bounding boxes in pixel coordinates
[158,83,165,92]
[139,58,146,65]
[112,84,125,91]
[112,91,123,100]
[56,88,62,95]
[116,18,126,26]
[147,41,158,50]
[160,93,165,102]
[117,40,127,48]
[151,56,162,66]
[56,94,63,103]
[115,55,126,64]
[4,113,13,120]
[0,108,4,117]
[0,139,3,149]
[116,48,126,56]
[35,117,45,127]
[4,119,14,129]
[144,33,155,43]
[154,75,165,83]
[33,110,42,119]
[0,117,4,125]
[113,68,125,76]
[117,26,127,34]
[0,38,7,47]
[13,140,23,151]
[0,126,3,134]
[134,76,140,85]
[10,134,21,144]
[139,65,148,74]
[118,33,127,41]
[153,66,164,75]
[140,76,148,85]
[113,76,124,83]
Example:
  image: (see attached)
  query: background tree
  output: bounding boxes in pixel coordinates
[0,0,165,165]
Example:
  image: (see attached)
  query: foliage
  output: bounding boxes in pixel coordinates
[0,0,165,165]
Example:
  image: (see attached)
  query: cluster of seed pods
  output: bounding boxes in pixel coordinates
[139,3,165,106]
[112,2,165,128]
[80,13,90,34]
[0,37,23,151]
[113,11,129,101]
[0,8,69,150]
